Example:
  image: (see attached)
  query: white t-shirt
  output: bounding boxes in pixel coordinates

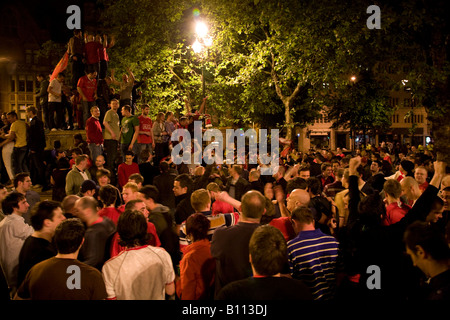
[48,79,62,102]
[102,245,175,300]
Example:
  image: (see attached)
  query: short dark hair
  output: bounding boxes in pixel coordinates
[71,147,83,155]
[117,210,149,247]
[321,162,332,172]
[140,149,151,163]
[124,150,134,158]
[30,200,62,231]
[186,213,210,242]
[241,191,265,219]
[26,106,38,115]
[124,199,145,211]
[122,105,132,113]
[159,161,170,173]
[128,173,144,184]
[383,179,402,199]
[286,177,308,194]
[7,111,18,118]
[175,173,193,190]
[291,206,315,224]
[2,192,26,215]
[96,168,111,179]
[54,218,85,254]
[98,185,118,206]
[404,221,450,261]
[249,225,287,276]
[307,177,322,195]
[75,154,89,165]
[14,172,30,188]
[139,185,159,202]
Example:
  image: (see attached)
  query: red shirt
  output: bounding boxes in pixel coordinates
[98,207,121,225]
[176,239,215,300]
[98,44,111,61]
[84,41,102,64]
[211,200,234,216]
[137,115,153,144]
[117,162,140,187]
[419,181,429,193]
[86,117,103,144]
[77,75,97,102]
[269,217,297,242]
[383,202,411,226]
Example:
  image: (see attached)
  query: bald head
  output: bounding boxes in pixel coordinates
[442,174,450,191]
[286,189,311,212]
[241,190,266,221]
[61,195,80,216]
[401,176,421,201]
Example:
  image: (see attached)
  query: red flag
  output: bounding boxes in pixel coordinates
[50,51,69,82]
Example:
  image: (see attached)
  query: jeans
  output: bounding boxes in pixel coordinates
[137,143,153,163]
[88,144,103,164]
[120,143,140,163]
[71,56,85,90]
[40,100,50,130]
[12,146,29,176]
[104,139,118,184]
[99,60,108,80]
[29,150,45,185]
[48,102,64,129]
[154,142,170,165]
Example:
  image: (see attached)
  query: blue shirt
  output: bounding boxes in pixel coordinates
[287,228,339,300]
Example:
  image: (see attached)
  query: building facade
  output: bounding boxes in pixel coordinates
[0,3,54,120]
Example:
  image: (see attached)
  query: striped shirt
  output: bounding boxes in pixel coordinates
[287,229,339,300]
[179,211,239,250]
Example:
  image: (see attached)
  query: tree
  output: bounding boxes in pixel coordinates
[101,0,204,115]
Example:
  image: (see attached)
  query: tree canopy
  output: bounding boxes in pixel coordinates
[97,0,449,159]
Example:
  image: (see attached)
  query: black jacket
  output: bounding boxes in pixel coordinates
[153,172,177,209]
[27,116,46,151]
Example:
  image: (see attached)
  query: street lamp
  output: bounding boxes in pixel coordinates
[192,20,212,99]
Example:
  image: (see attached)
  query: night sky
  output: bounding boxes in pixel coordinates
[12,0,97,43]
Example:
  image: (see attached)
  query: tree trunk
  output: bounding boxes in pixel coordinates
[284,101,292,140]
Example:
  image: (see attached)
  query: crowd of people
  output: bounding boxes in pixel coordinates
[0,120,448,300]
[0,28,448,302]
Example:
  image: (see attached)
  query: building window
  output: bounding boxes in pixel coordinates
[11,79,15,92]
[18,80,25,92]
[33,50,39,64]
[26,76,34,92]
[25,50,32,64]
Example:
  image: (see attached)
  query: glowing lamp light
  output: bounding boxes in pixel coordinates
[203,36,213,47]
[350,76,356,82]
[195,21,208,38]
[192,40,203,53]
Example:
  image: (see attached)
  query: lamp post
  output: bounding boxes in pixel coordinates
[192,21,212,99]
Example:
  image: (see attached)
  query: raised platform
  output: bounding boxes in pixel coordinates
[45,129,86,151]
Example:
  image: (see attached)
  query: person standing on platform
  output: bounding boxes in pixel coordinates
[26,106,47,190]
[85,106,103,164]
[103,99,120,185]
[77,69,98,128]
[137,104,154,163]
[119,105,139,160]
[47,73,66,131]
